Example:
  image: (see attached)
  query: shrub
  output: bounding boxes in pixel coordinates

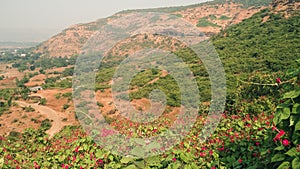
[41,119,52,130]
[63,104,70,110]
[40,98,47,105]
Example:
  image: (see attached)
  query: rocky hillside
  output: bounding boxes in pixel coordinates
[34,0,272,58]
[272,0,300,16]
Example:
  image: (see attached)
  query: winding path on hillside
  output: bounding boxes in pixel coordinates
[15,101,63,138]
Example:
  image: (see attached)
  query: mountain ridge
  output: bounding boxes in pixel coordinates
[34,0,272,58]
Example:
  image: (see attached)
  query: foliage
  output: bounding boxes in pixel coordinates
[219,15,231,20]
[41,119,52,131]
[40,98,47,105]
[269,60,300,169]
[197,18,220,27]
[212,9,300,103]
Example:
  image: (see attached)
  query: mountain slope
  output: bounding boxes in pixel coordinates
[34,0,272,57]
[212,0,300,97]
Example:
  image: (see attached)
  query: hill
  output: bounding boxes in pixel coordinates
[34,0,272,57]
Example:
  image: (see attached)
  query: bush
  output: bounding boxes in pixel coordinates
[41,119,52,130]
[63,104,70,110]
[23,106,35,112]
[40,98,47,105]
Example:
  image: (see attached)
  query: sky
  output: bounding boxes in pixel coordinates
[0,0,210,42]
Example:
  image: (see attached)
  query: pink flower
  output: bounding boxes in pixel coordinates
[282,139,289,146]
[274,130,285,141]
[238,158,243,163]
[97,159,103,164]
[74,146,80,153]
[279,130,285,136]
[172,158,177,162]
[209,150,213,156]
[200,152,206,157]
[276,78,281,84]
[34,162,40,169]
[211,167,216,169]
[255,142,260,146]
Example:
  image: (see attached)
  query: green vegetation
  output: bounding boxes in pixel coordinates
[212,9,300,99]
[40,98,47,105]
[0,1,298,168]
[23,106,35,112]
[40,119,52,131]
[197,18,220,27]
[219,15,231,20]
[63,104,70,110]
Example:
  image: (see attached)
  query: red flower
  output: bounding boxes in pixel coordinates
[275,130,285,141]
[74,146,80,153]
[211,167,216,169]
[34,162,40,169]
[255,142,260,146]
[172,158,177,162]
[97,159,103,164]
[276,78,281,84]
[238,158,243,163]
[282,139,289,146]
[200,152,206,157]
[279,130,285,136]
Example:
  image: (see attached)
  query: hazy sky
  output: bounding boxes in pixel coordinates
[0,0,210,42]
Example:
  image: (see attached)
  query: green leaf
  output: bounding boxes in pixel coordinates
[283,90,300,99]
[124,164,138,169]
[285,148,299,157]
[95,149,104,158]
[282,108,291,120]
[145,156,161,166]
[290,115,296,126]
[292,104,300,114]
[295,121,300,131]
[274,108,291,125]
[277,161,290,169]
[271,154,286,162]
[292,157,300,169]
[134,160,146,169]
[180,152,193,163]
[0,158,3,168]
[145,142,161,151]
[130,147,144,157]
[120,157,134,164]
[274,146,285,151]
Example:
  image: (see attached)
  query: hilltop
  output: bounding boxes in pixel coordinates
[34,0,272,57]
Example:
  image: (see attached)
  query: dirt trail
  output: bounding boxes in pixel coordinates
[15,101,63,138]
